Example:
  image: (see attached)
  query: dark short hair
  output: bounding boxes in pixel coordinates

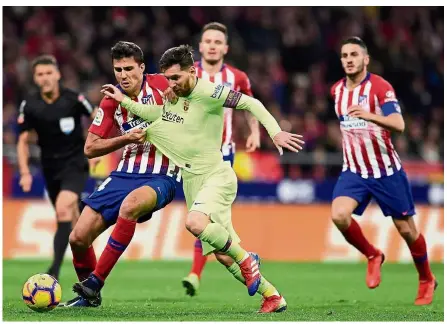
[111,41,144,64]
[159,45,194,72]
[341,37,368,53]
[31,55,58,72]
[201,22,228,41]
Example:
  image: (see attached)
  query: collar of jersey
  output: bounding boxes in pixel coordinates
[116,74,147,94]
[198,60,226,72]
[343,72,370,88]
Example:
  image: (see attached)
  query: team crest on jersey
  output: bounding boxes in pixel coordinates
[59,117,75,134]
[183,100,190,112]
[141,94,153,104]
[358,95,368,106]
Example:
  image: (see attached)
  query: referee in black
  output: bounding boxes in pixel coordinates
[16,55,99,280]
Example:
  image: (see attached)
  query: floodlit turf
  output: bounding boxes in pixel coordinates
[2,259,443,321]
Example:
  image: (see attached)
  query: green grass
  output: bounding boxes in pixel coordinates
[2,260,443,321]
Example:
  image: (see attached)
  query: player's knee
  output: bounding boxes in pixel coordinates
[119,200,140,220]
[394,220,418,242]
[185,212,208,236]
[55,203,74,222]
[214,253,234,267]
[69,230,88,250]
[331,207,351,226]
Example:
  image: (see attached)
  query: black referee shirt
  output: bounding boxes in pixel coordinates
[18,88,94,169]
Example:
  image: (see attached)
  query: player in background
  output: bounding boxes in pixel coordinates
[99,45,305,312]
[16,55,98,280]
[182,22,261,297]
[330,37,437,305]
[61,41,178,307]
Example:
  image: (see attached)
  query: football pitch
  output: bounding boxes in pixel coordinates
[3,260,443,321]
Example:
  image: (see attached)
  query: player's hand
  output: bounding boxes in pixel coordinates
[126,128,146,144]
[272,131,305,155]
[348,105,373,121]
[19,173,33,192]
[101,84,124,103]
[246,131,261,152]
[163,87,178,104]
[88,157,101,172]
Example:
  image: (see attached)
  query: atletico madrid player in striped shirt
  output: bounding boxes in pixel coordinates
[62,41,179,307]
[181,22,261,297]
[330,37,437,305]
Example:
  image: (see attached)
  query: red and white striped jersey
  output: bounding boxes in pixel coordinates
[331,73,402,179]
[195,61,253,145]
[89,74,181,181]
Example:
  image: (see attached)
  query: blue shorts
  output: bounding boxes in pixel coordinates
[222,143,235,167]
[332,169,415,218]
[82,171,177,227]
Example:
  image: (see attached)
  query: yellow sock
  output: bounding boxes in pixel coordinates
[198,223,248,263]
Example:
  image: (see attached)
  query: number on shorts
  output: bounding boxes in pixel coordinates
[97,177,112,192]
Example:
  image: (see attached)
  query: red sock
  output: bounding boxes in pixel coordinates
[409,234,434,281]
[93,217,136,282]
[190,239,207,278]
[72,246,97,281]
[341,218,377,258]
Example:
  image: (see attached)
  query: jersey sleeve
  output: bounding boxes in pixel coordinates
[330,84,337,100]
[376,79,402,116]
[77,93,95,116]
[238,71,253,97]
[17,99,33,133]
[203,82,281,138]
[148,74,169,92]
[88,97,117,138]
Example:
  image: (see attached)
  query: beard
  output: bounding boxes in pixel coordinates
[346,62,365,78]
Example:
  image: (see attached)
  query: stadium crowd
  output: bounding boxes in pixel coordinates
[3,6,444,179]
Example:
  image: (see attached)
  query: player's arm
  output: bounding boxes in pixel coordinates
[84,131,144,158]
[348,82,405,133]
[239,73,260,152]
[101,84,163,122]
[210,86,304,154]
[84,97,145,158]
[16,100,33,192]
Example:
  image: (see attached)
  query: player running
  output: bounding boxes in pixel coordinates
[61,41,179,307]
[182,22,261,297]
[93,45,304,313]
[330,37,437,305]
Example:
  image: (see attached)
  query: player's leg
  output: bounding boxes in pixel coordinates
[75,174,177,303]
[331,171,383,288]
[61,205,107,307]
[214,252,287,313]
[185,210,260,296]
[182,145,236,295]
[184,164,261,296]
[47,190,78,280]
[42,174,62,279]
[374,169,436,305]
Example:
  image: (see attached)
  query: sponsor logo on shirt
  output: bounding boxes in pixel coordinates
[211,84,224,99]
[340,115,368,130]
[122,117,151,132]
[162,111,184,124]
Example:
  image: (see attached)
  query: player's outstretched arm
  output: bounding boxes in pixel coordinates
[101,84,163,122]
[84,129,145,159]
[231,91,305,155]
